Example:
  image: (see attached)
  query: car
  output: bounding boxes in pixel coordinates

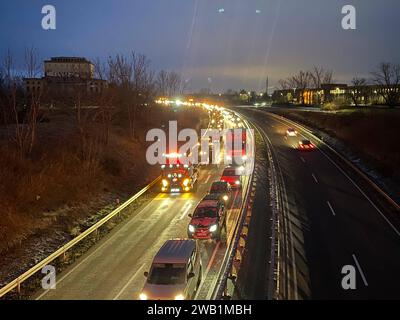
[221,167,242,189]
[207,181,232,204]
[187,199,226,242]
[140,239,202,300]
[286,128,298,137]
[298,139,316,150]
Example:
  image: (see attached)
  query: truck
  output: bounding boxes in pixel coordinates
[224,128,247,166]
[161,154,198,193]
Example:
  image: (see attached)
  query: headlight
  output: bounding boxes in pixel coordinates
[175,294,185,300]
[223,195,229,201]
[162,179,169,187]
[209,224,218,232]
[235,180,240,185]
[183,178,190,186]
[139,293,148,300]
[188,225,195,233]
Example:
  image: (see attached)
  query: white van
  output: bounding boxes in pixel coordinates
[140,239,202,300]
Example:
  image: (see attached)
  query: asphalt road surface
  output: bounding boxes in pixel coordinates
[34,114,251,300]
[238,108,400,299]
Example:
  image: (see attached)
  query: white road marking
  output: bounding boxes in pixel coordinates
[269,114,400,237]
[312,173,318,184]
[327,201,336,216]
[178,203,193,220]
[36,199,157,300]
[113,263,146,300]
[204,174,211,184]
[194,241,221,299]
[352,254,369,287]
[300,157,306,163]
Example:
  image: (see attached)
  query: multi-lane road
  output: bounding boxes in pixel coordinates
[9,105,400,300]
[237,108,400,300]
[33,113,251,300]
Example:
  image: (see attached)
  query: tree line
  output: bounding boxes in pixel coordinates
[0,48,185,163]
[277,63,400,106]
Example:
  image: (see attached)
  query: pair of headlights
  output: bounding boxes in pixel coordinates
[188,224,218,233]
[162,178,190,187]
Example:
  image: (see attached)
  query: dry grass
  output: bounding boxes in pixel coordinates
[0,105,207,253]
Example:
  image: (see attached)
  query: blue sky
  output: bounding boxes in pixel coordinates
[1,0,399,92]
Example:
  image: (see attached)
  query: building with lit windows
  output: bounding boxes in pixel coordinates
[24,57,107,97]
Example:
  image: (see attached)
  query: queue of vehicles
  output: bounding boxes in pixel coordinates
[140,109,247,300]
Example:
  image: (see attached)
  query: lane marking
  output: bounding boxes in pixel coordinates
[312,173,318,184]
[204,174,211,184]
[300,157,306,163]
[326,201,336,216]
[265,113,400,237]
[178,203,193,221]
[327,201,336,216]
[112,263,146,300]
[194,241,221,299]
[36,198,158,300]
[257,124,298,300]
[352,254,369,287]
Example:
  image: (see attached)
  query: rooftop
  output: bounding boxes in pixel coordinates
[44,57,92,64]
[153,239,196,264]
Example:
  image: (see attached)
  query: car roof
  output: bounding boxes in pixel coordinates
[197,199,219,208]
[300,139,311,143]
[153,239,196,264]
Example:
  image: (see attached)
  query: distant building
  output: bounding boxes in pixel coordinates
[44,57,94,79]
[272,83,400,106]
[24,56,107,97]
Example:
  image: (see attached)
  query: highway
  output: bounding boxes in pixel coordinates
[236,108,400,299]
[33,113,251,301]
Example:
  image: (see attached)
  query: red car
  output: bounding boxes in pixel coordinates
[220,167,242,189]
[187,200,226,241]
[298,139,316,151]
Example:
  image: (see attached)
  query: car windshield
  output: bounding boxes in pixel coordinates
[222,169,237,176]
[147,263,186,285]
[193,207,217,218]
[211,183,227,193]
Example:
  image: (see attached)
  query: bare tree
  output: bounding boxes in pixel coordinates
[371,62,400,106]
[93,57,107,81]
[167,71,180,96]
[349,77,368,107]
[156,70,169,96]
[24,46,41,78]
[277,79,290,90]
[322,69,334,84]
[309,66,333,88]
[289,70,311,104]
[2,49,14,87]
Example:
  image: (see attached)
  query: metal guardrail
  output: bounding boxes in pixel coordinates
[0,176,161,298]
[267,112,400,211]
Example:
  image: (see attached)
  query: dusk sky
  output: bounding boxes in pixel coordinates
[1,0,399,92]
